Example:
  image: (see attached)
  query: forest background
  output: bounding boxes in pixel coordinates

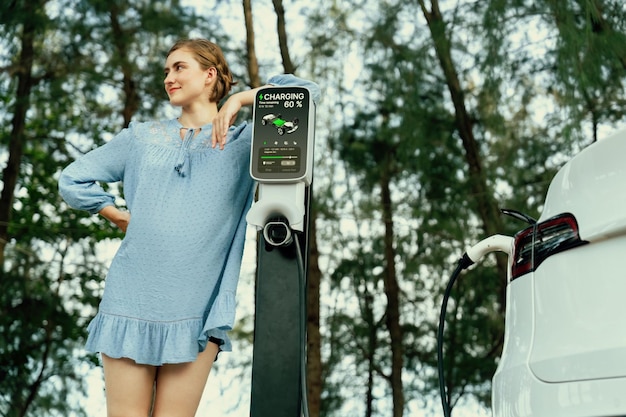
[1,0,626,416]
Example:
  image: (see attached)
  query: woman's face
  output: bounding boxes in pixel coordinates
[164,48,213,106]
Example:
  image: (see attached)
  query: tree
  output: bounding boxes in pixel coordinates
[0,0,46,267]
[0,2,111,413]
[541,0,626,142]
[243,0,261,88]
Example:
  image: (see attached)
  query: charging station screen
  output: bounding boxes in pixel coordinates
[258,146,301,173]
[251,87,312,182]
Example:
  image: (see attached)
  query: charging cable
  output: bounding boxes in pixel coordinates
[437,234,513,417]
[293,233,310,417]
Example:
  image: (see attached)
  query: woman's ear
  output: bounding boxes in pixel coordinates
[205,67,217,85]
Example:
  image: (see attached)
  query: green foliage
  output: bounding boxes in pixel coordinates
[542,0,626,137]
[0,262,100,417]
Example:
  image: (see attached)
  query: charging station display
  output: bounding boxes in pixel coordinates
[250,86,315,183]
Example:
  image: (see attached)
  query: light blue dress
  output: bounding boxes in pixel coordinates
[59,74,320,366]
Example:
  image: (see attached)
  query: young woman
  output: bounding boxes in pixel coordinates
[59,38,320,417]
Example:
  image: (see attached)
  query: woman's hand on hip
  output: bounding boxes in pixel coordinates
[99,206,131,233]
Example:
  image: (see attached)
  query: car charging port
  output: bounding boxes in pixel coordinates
[263,218,293,247]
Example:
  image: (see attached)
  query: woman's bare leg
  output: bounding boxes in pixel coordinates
[152,343,220,417]
[101,354,157,417]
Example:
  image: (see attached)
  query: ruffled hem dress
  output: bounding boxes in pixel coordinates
[58,74,321,366]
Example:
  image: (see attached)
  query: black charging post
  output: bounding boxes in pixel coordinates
[246,86,316,417]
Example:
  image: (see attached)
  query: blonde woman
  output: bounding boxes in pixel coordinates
[59,38,320,417]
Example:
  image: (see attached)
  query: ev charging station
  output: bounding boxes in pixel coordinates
[246,86,315,417]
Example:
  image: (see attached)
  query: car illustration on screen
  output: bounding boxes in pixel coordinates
[261,113,299,135]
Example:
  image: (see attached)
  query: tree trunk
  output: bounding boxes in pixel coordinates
[418,0,507,282]
[364,290,376,417]
[243,0,261,88]
[108,2,139,128]
[0,1,38,269]
[380,161,404,417]
[272,0,297,74]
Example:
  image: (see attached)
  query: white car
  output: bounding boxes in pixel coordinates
[492,128,626,416]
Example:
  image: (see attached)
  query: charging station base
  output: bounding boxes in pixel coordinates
[250,235,305,417]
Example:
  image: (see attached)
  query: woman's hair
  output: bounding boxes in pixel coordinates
[167,38,237,103]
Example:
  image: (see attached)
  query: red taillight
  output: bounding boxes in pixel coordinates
[511,213,588,280]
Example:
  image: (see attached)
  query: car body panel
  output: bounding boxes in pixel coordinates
[530,235,626,382]
[493,368,626,417]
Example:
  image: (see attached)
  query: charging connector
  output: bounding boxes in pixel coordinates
[263,219,293,247]
[461,234,513,269]
[438,234,513,417]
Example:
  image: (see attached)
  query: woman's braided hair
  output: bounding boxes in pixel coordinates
[167,38,237,103]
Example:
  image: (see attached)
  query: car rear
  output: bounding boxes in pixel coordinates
[492,129,626,417]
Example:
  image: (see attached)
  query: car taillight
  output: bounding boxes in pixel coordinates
[511,213,588,280]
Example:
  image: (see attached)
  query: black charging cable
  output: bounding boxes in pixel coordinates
[437,255,473,417]
[293,232,310,417]
[437,234,513,417]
